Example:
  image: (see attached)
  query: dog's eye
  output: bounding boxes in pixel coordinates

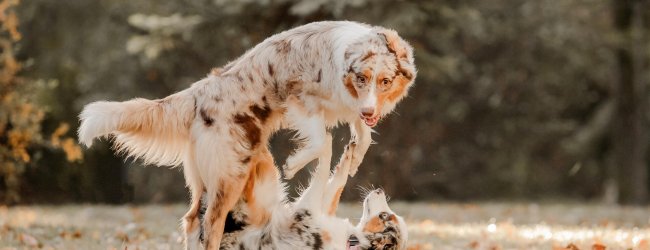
[380,78,392,90]
[357,75,366,84]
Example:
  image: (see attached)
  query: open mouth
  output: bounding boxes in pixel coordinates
[361,115,380,127]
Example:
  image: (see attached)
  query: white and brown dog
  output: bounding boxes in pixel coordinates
[78,21,415,249]
[211,136,408,250]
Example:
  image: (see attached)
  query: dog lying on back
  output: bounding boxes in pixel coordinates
[78,21,416,249]
[206,136,408,250]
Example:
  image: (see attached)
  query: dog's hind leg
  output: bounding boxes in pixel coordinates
[202,171,249,250]
[181,157,204,250]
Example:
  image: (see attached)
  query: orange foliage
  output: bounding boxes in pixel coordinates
[0,0,82,203]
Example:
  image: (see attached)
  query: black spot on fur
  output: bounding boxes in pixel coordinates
[198,194,207,243]
[312,232,323,250]
[294,210,310,222]
[224,211,247,233]
[249,99,272,123]
[316,69,322,83]
[241,156,251,164]
[200,108,214,126]
[192,97,198,118]
[233,113,261,149]
[261,231,272,245]
[267,63,274,76]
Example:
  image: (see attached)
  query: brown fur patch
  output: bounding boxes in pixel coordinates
[249,98,272,123]
[233,113,261,149]
[287,79,303,95]
[379,30,408,60]
[363,217,385,233]
[275,40,291,54]
[243,164,256,204]
[200,108,215,126]
[241,150,275,226]
[322,231,331,243]
[327,187,344,215]
[388,214,398,224]
[361,51,376,62]
[267,63,274,76]
[386,75,411,102]
[344,74,358,98]
[210,186,226,226]
[316,69,322,83]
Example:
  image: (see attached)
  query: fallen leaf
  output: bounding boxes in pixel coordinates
[19,233,39,247]
[592,243,606,250]
[565,243,580,250]
[72,230,82,238]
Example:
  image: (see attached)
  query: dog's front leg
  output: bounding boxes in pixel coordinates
[348,118,372,176]
[294,133,332,212]
[282,96,327,179]
[323,141,356,215]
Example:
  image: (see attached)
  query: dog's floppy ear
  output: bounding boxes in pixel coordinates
[377,29,416,82]
[377,29,409,61]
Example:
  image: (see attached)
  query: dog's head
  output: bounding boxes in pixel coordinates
[343,28,416,127]
[356,189,408,250]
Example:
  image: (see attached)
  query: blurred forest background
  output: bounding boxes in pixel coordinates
[2,0,650,205]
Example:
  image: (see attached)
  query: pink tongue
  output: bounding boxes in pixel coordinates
[364,117,378,127]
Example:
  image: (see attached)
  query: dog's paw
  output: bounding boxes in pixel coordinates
[348,150,365,177]
[344,142,363,177]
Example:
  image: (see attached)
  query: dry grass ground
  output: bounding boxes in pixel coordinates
[1,202,649,249]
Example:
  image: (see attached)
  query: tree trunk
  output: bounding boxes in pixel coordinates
[612,0,648,204]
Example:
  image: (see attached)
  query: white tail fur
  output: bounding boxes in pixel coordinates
[78,90,195,166]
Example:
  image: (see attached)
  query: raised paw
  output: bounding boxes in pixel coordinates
[348,145,365,177]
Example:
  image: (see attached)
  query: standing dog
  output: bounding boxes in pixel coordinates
[78,21,415,249]
[215,136,408,250]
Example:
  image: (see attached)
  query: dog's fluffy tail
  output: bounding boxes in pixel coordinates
[78,90,195,166]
